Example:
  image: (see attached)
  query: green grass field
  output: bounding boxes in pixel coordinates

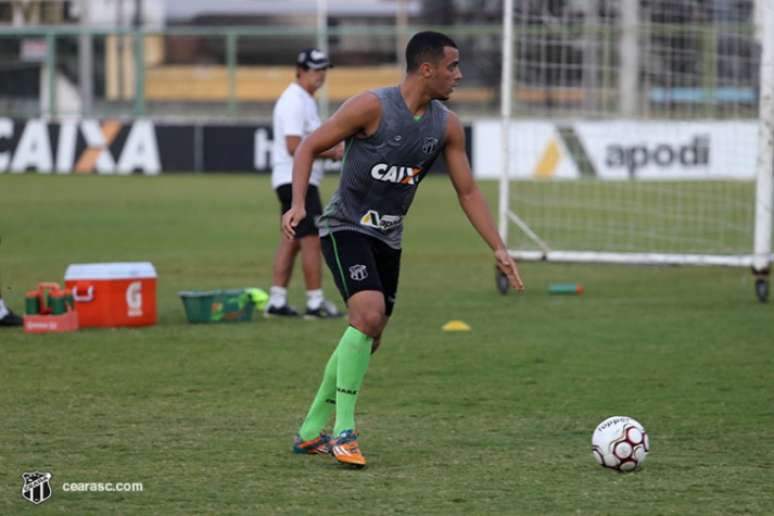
[1,174,772,515]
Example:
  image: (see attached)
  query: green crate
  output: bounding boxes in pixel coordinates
[178,289,255,324]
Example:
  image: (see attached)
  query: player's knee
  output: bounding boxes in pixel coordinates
[348,309,385,338]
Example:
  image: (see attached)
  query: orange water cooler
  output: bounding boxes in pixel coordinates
[64,262,157,328]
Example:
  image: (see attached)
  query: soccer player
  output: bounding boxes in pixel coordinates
[265,48,344,318]
[284,32,524,467]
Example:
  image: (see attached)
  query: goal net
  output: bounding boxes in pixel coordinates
[496,0,773,272]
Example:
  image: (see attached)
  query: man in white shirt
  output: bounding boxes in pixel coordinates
[266,48,344,318]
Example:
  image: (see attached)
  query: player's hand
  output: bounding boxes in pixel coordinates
[281,206,306,240]
[495,247,525,292]
[332,143,345,161]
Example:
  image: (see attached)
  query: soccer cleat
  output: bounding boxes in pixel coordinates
[264,304,300,317]
[0,309,23,327]
[330,430,366,468]
[292,433,332,455]
[304,299,344,319]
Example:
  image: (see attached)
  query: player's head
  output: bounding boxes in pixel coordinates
[296,48,333,93]
[405,31,462,101]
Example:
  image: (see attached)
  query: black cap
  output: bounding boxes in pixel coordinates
[297,48,333,70]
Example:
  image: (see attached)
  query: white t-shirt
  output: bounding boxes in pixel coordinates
[271,82,324,189]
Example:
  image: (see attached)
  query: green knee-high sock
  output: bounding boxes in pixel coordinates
[298,349,338,441]
[334,326,373,436]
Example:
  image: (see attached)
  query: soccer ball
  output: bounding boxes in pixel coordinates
[591,416,650,472]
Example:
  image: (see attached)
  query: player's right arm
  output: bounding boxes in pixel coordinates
[281,92,381,239]
[443,111,525,292]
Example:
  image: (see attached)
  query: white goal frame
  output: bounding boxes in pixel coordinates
[498,0,774,273]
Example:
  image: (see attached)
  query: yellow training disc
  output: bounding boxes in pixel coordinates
[442,320,471,332]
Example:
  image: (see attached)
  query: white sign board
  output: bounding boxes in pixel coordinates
[472,120,580,180]
[472,120,758,181]
[575,121,757,180]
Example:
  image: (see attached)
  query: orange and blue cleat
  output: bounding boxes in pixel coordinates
[330,430,366,468]
[292,433,332,455]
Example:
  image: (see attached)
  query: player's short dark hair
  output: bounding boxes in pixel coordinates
[405,31,458,73]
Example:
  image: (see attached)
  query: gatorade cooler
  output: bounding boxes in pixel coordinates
[64,262,157,328]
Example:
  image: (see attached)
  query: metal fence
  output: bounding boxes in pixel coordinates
[0,14,761,121]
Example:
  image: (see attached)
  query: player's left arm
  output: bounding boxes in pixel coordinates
[443,112,525,292]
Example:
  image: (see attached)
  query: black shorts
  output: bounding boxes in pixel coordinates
[276,184,323,239]
[321,230,402,316]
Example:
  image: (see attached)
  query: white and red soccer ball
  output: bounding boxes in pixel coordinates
[592,416,650,472]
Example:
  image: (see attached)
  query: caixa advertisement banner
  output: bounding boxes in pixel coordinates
[0,118,186,175]
[0,119,471,175]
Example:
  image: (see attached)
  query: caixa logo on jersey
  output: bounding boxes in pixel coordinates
[22,471,53,505]
[370,163,424,185]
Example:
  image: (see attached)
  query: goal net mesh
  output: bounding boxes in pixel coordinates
[503,0,767,262]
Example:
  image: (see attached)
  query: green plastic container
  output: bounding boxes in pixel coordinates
[179,289,255,324]
[49,293,66,315]
[548,283,585,295]
[25,292,40,315]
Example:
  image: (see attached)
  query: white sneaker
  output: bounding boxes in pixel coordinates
[304,299,344,319]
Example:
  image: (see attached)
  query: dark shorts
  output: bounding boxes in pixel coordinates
[321,230,402,316]
[276,184,323,239]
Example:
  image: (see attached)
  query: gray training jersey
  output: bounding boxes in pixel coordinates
[318,86,449,249]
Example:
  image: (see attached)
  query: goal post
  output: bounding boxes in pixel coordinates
[497,0,774,300]
[499,0,515,247]
[754,0,774,275]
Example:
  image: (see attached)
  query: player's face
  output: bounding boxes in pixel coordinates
[429,46,462,101]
